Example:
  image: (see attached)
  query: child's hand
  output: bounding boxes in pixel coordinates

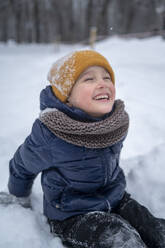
[0,191,31,209]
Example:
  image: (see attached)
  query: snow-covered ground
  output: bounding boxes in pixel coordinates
[0,36,165,247]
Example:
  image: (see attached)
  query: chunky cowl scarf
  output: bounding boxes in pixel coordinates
[39,99,129,148]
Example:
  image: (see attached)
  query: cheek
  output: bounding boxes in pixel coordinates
[76,85,92,99]
[110,85,116,98]
[69,87,88,106]
[76,90,92,105]
[77,90,94,110]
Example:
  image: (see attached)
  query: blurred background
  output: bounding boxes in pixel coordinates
[0,0,165,44]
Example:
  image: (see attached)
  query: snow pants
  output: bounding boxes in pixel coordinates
[114,192,165,248]
[48,211,146,248]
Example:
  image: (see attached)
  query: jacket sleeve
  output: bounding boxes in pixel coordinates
[8,119,53,197]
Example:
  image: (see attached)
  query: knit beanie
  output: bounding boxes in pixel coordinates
[48,50,115,102]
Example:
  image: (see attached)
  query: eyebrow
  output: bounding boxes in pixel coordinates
[78,68,111,81]
[78,71,92,80]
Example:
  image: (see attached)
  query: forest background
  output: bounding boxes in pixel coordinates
[0,0,165,44]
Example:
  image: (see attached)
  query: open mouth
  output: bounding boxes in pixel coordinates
[93,93,110,101]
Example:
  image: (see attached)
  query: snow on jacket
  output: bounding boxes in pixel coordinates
[8,86,126,221]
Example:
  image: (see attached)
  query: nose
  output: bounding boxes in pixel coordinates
[96,78,107,88]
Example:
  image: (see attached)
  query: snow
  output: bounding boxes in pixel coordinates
[0,36,165,247]
[47,51,75,97]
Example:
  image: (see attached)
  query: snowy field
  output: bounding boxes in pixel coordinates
[0,36,165,247]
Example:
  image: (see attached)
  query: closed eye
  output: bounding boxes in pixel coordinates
[84,77,94,81]
[104,77,111,80]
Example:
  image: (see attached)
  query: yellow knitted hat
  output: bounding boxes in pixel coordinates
[48,50,115,102]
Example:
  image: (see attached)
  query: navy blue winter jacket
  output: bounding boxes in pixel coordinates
[8,86,126,221]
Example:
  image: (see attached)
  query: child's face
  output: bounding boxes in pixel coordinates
[67,66,116,117]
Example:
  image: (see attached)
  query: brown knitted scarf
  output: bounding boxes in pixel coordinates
[39,99,129,148]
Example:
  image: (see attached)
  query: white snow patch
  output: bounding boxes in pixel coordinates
[40,107,58,117]
[47,52,75,96]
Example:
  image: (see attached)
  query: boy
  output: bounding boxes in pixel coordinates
[1,50,165,247]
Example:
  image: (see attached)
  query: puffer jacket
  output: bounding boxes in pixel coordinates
[8,86,126,221]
